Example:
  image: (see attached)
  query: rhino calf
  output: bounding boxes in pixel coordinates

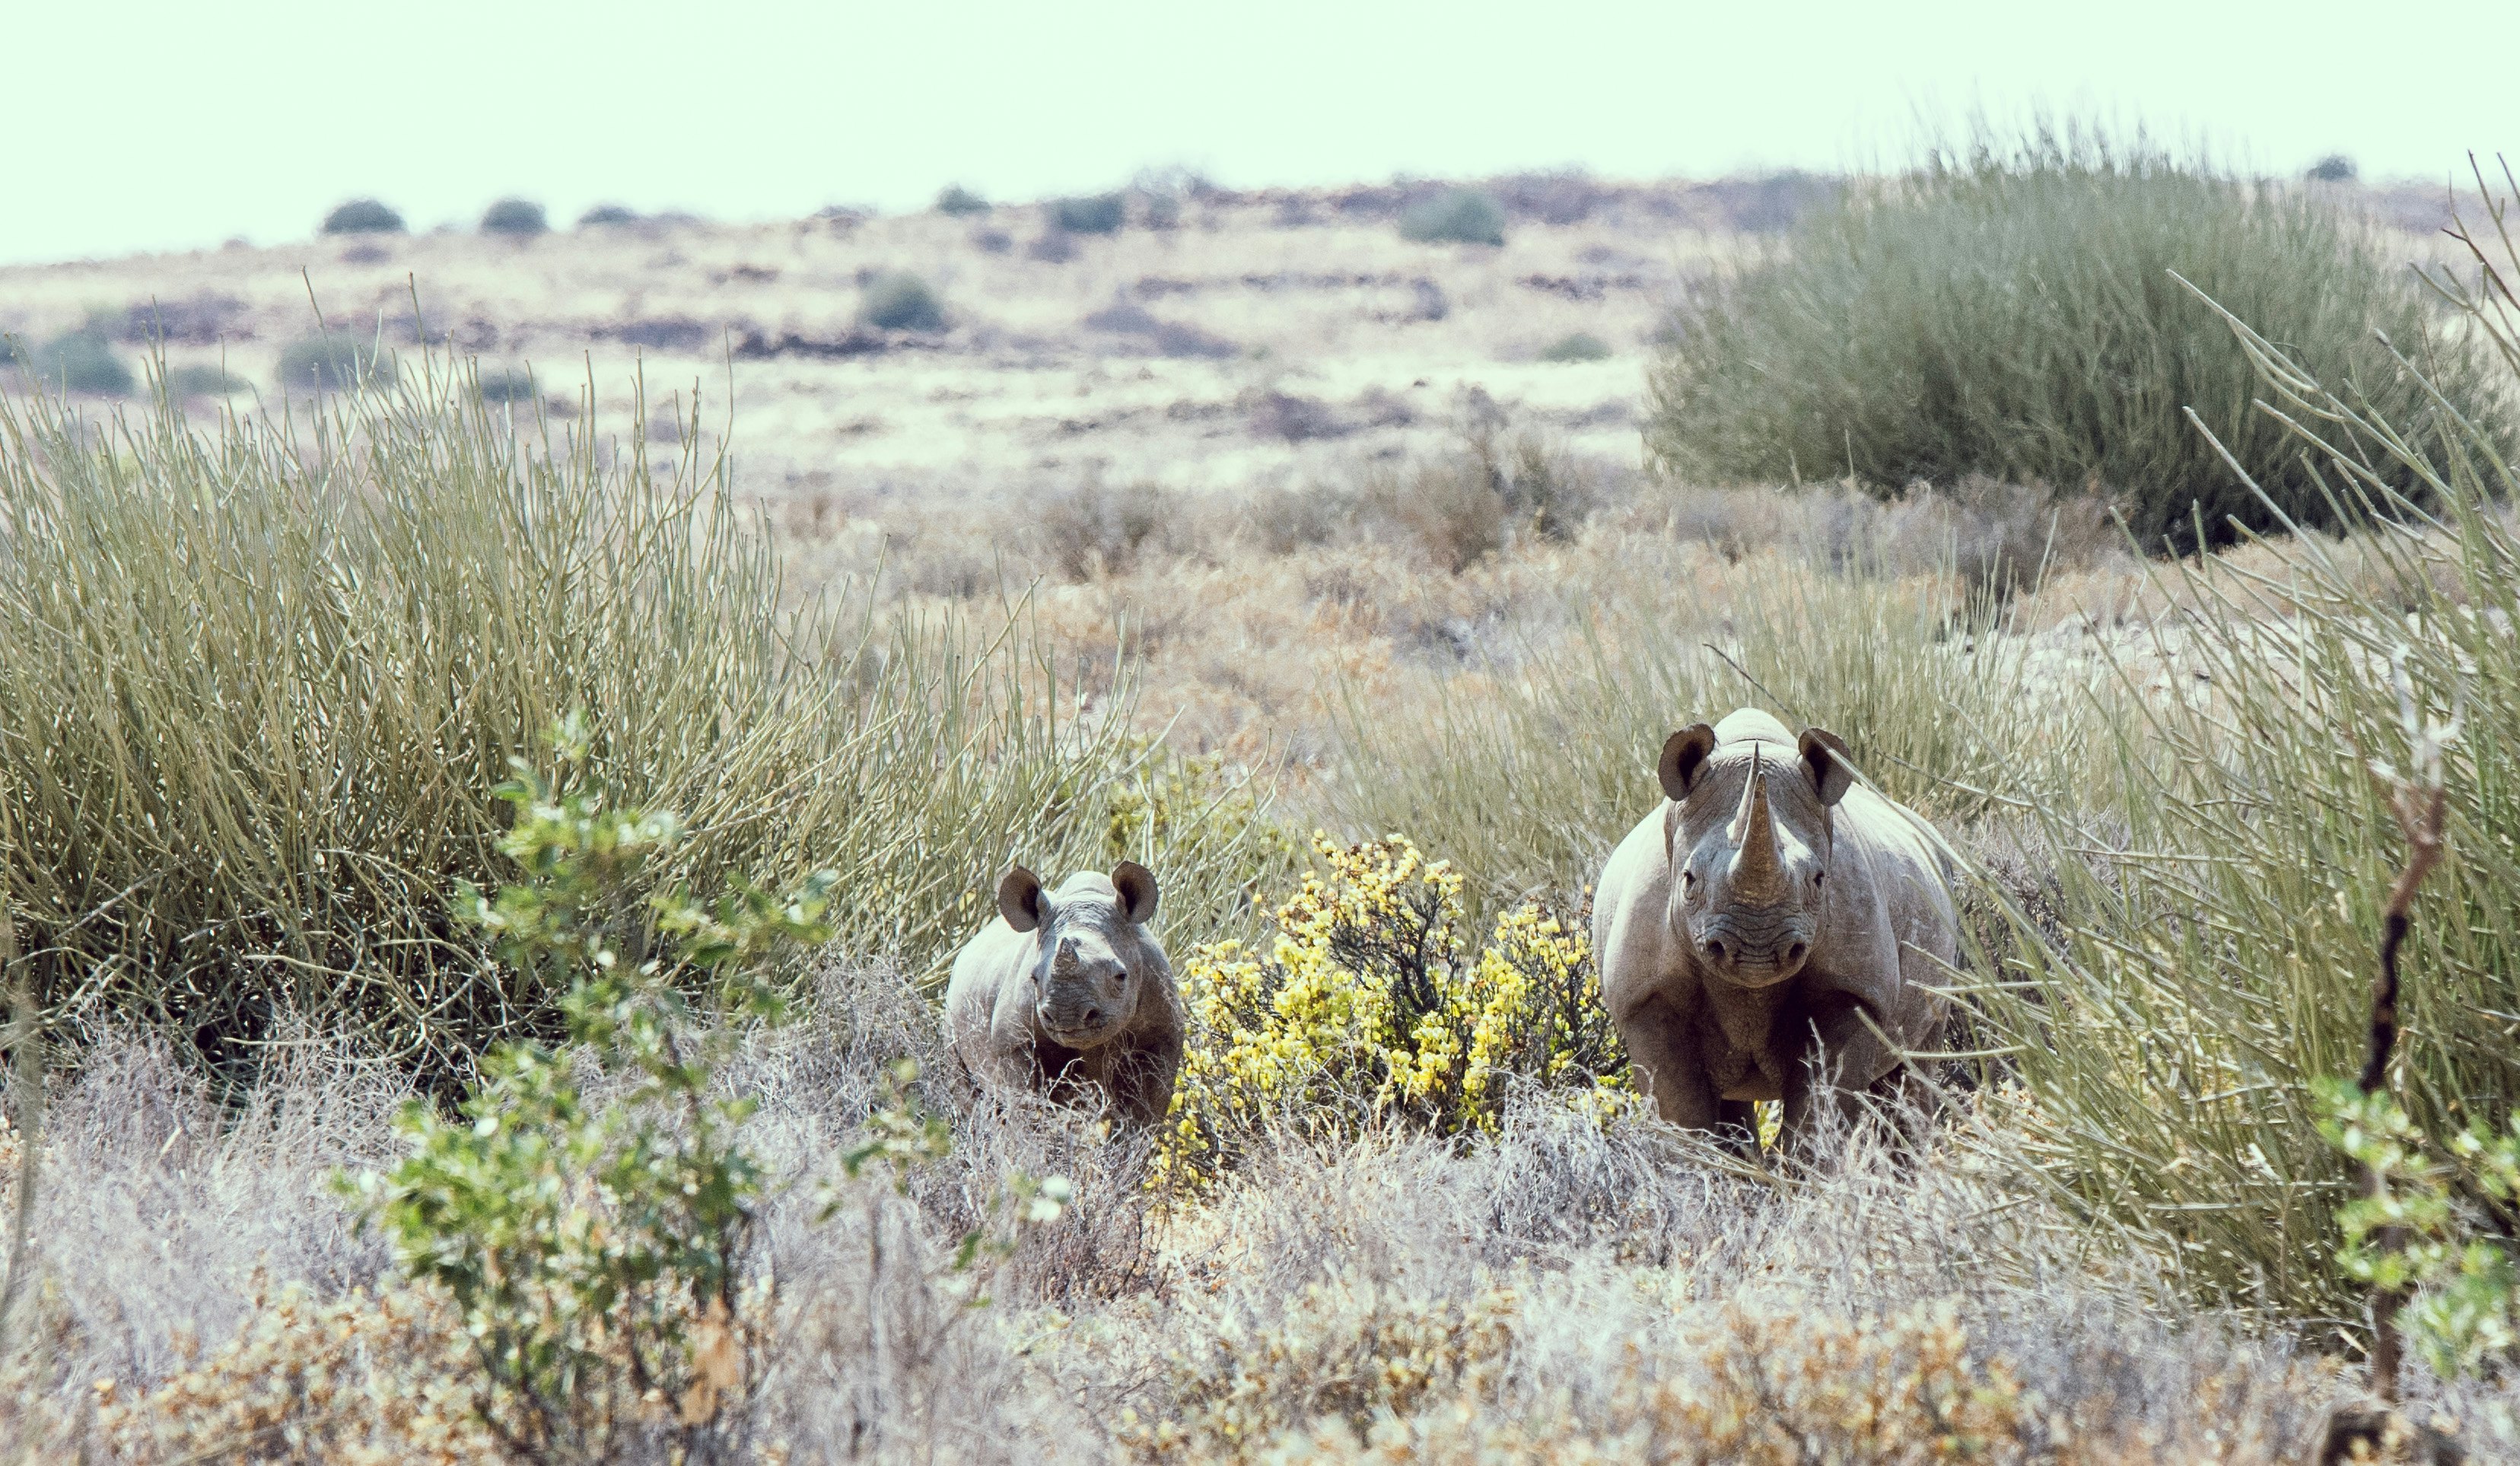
[944,862,1182,1125]
[1593,708,1955,1148]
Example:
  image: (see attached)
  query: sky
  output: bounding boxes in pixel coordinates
[2,0,2509,265]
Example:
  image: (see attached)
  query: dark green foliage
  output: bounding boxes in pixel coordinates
[481,198,549,237]
[1398,189,1507,246]
[1644,131,2505,551]
[277,332,395,391]
[322,198,406,235]
[576,203,639,227]
[2308,154,2359,183]
[1050,193,1125,236]
[8,329,133,395]
[476,365,539,403]
[935,184,989,217]
[1538,332,1612,363]
[859,272,944,332]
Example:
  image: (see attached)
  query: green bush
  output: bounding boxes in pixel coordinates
[0,355,1283,1081]
[576,203,639,227]
[349,718,833,1460]
[1538,332,1612,363]
[8,329,134,395]
[162,363,244,398]
[476,364,539,403]
[1050,193,1125,236]
[1643,129,2503,552]
[322,199,406,234]
[1980,176,2520,1322]
[934,184,989,217]
[2307,153,2358,183]
[859,272,944,332]
[481,198,549,237]
[1398,189,1507,246]
[277,332,395,392]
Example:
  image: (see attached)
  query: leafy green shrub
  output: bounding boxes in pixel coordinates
[1398,189,1507,246]
[8,329,133,395]
[0,354,1283,1080]
[481,198,549,237]
[1050,193,1125,236]
[1981,172,2520,1321]
[858,271,945,332]
[1154,835,1623,1194]
[276,331,394,391]
[576,203,639,227]
[935,184,989,216]
[1538,332,1611,363]
[349,717,834,1461]
[2308,153,2359,183]
[1643,129,2503,552]
[322,198,406,234]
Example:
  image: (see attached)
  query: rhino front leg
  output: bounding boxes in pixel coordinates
[1780,997,1894,1154]
[1106,1029,1182,1127]
[1615,994,1720,1131]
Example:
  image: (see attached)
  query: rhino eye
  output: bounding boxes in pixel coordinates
[1812,870,1827,887]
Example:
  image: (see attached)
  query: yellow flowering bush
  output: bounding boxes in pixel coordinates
[1153,834,1624,1192]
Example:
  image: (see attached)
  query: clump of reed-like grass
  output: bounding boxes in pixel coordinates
[1978,162,2520,1327]
[0,353,1281,1082]
[1645,124,2506,552]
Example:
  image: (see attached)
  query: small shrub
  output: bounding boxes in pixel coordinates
[475,365,539,404]
[347,717,837,1463]
[859,272,945,332]
[1153,835,1623,1194]
[1645,127,2502,551]
[480,198,549,237]
[1367,457,1505,573]
[1051,193,1125,236]
[576,203,640,227]
[9,329,133,395]
[322,198,406,234]
[1035,479,1166,580]
[1538,331,1612,363]
[2308,153,2359,183]
[1398,189,1506,246]
[277,331,395,392]
[163,363,245,398]
[935,184,989,216]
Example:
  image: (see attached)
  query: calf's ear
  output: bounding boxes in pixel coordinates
[1798,728,1855,806]
[1657,723,1718,801]
[1111,860,1160,925]
[998,865,1047,932]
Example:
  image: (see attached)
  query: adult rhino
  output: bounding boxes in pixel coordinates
[944,862,1182,1126]
[1593,708,1955,1148]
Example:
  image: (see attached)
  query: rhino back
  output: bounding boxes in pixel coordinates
[945,917,1038,1062]
[1812,783,1957,1047]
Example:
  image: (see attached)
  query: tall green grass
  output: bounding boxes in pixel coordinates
[1645,126,2506,552]
[1981,166,2520,1323]
[0,354,1278,1080]
[1322,552,2108,915]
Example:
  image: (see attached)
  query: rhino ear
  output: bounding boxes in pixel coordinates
[1111,860,1160,925]
[1798,728,1855,807]
[998,866,1046,933]
[1657,724,1717,802]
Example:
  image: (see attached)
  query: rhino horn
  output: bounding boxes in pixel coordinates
[1727,748,1787,902]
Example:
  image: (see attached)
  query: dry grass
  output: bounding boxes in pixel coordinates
[5,1017,2512,1461]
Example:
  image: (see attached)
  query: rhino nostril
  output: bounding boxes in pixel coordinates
[1786,941,1808,967]
[1083,1006,1103,1029]
[1703,938,1727,965]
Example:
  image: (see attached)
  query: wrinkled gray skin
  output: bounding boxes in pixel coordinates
[944,863,1182,1125]
[1593,708,1955,1149]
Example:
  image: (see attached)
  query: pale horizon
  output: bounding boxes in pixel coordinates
[5,0,2509,266]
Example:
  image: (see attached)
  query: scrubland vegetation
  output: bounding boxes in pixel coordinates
[4,148,2520,1461]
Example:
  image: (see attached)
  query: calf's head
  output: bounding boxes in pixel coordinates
[1657,723,1853,988]
[998,861,1162,1048]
